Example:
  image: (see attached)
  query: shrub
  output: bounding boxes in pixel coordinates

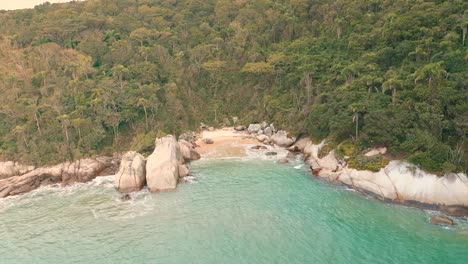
[348,155,389,172]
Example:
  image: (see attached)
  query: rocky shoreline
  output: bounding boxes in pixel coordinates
[1,121,467,223]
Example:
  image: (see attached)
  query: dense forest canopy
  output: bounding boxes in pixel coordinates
[0,0,466,174]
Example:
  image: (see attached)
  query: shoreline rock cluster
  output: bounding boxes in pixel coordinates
[290,134,468,218]
[1,121,466,224]
[114,135,200,193]
[239,121,468,220]
[0,156,119,198]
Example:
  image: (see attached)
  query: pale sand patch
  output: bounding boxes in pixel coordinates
[195,127,261,158]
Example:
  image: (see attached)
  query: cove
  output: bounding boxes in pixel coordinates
[0,158,467,264]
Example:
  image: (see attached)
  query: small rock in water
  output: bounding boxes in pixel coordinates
[278,158,289,163]
[251,145,267,150]
[430,215,455,226]
[265,152,277,156]
[203,138,214,144]
[120,194,131,201]
[286,151,297,158]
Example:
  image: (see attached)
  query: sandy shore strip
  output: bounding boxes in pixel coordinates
[195,127,262,158]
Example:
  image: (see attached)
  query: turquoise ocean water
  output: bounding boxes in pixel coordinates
[0,157,467,263]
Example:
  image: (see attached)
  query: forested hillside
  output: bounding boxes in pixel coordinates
[0,0,466,173]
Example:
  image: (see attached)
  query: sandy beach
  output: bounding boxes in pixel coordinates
[194,127,262,158]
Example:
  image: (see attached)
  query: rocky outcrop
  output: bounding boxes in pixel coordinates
[0,161,35,180]
[293,137,468,216]
[146,135,184,192]
[256,134,270,143]
[114,151,146,193]
[179,140,201,161]
[430,215,455,225]
[203,138,214,144]
[248,124,261,133]
[179,164,190,177]
[234,125,246,131]
[364,147,387,157]
[270,130,293,147]
[0,156,119,198]
[179,131,198,144]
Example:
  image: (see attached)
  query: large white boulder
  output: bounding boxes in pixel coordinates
[270,130,293,147]
[248,124,261,133]
[146,135,184,192]
[114,151,146,193]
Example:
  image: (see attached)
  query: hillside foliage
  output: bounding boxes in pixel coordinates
[0,0,466,174]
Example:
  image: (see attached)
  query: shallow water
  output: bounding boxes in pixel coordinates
[0,157,467,264]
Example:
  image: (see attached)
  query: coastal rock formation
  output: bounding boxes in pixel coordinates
[270,130,293,147]
[114,151,146,193]
[0,161,35,180]
[179,131,198,144]
[430,215,455,225]
[234,125,246,131]
[248,124,261,133]
[203,138,214,144]
[146,135,184,192]
[294,136,468,216]
[364,147,388,157]
[251,145,267,150]
[256,134,270,143]
[179,140,201,161]
[179,164,190,177]
[264,127,273,137]
[0,156,119,198]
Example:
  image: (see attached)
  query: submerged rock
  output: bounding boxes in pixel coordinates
[278,158,289,163]
[441,205,468,217]
[146,135,184,192]
[251,145,267,150]
[120,194,131,201]
[265,152,277,156]
[430,215,455,226]
[114,151,146,193]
